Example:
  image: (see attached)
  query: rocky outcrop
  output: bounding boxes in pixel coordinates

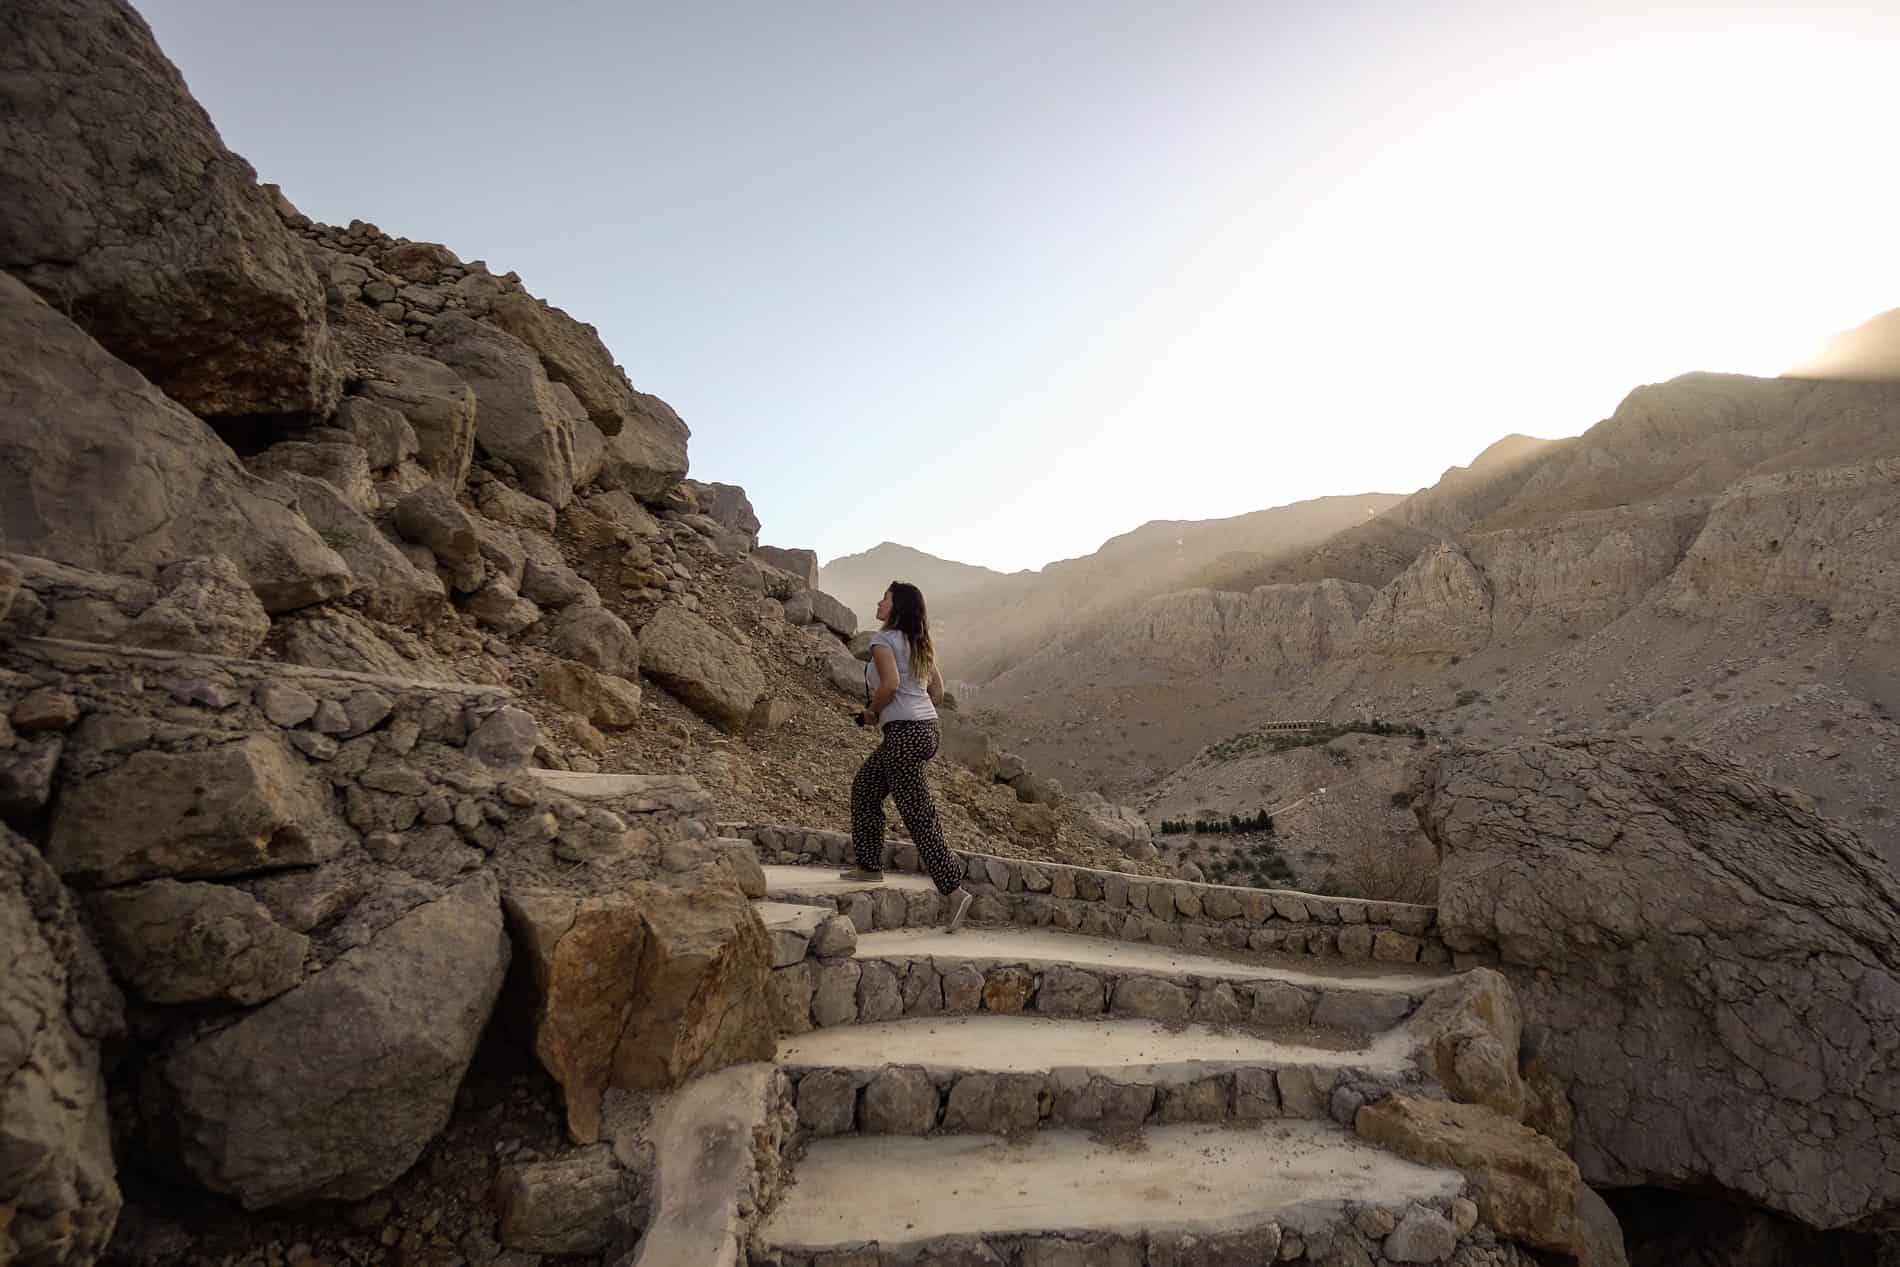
[755,546,820,590]
[356,352,480,485]
[0,274,352,613]
[637,607,765,731]
[1352,543,1492,657]
[504,874,772,1144]
[1,825,124,1267]
[426,314,580,506]
[146,872,510,1208]
[0,0,341,416]
[1419,738,1900,1231]
[682,481,760,550]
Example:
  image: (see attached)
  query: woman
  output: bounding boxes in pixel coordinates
[839,581,974,932]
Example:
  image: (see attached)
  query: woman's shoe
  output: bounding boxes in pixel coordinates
[837,868,885,884]
[943,886,973,934]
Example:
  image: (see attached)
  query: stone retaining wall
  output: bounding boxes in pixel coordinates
[780,1057,1423,1138]
[768,946,1439,1041]
[732,822,1450,965]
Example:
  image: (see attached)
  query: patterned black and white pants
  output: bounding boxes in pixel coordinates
[851,720,964,895]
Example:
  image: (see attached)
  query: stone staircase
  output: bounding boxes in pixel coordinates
[721,856,1536,1267]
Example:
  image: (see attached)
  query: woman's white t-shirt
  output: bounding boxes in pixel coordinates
[865,629,938,724]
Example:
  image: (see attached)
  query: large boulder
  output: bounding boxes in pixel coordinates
[482,293,651,439]
[48,734,348,888]
[791,588,858,638]
[122,555,271,658]
[637,607,766,732]
[0,0,341,416]
[1419,738,1900,1231]
[1,825,125,1267]
[1356,1094,1586,1258]
[145,872,510,1208]
[356,352,479,485]
[681,481,760,550]
[1071,790,1154,853]
[755,547,820,590]
[505,875,773,1144]
[86,879,309,1007]
[0,274,352,613]
[426,314,580,506]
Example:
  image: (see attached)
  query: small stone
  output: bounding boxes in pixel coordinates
[1451,1197,1479,1236]
[169,678,241,709]
[289,731,338,760]
[12,689,79,733]
[343,689,394,735]
[312,699,351,735]
[797,1069,856,1134]
[861,1066,938,1134]
[811,914,857,958]
[981,965,1034,1013]
[256,682,319,727]
[1355,1207,1397,1239]
[1384,1205,1458,1263]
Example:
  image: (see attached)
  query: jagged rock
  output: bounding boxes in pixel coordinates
[393,481,485,593]
[494,1146,630,1254]
[1420,738,1900,1230]
[86,879,309,1006]
[122,555,272,658]
[940,717,1000,779]
[788,588,857,638]
[462,575,542,635]
[357,352,479,484]
[681,480,760,550]
[274,607,455,681]
[580,489,662,539]
[382,240,460,282]
[637,606,766,732]
[333,397,419,473]
[466,707,541,770]
[0,274,352,613]
[503,889,650,1143]
[1072,790,1154,853]
[0,0,341,415]
[540,660,642,730]
[146,872,508,1208]
[1400,967,1524,1119]
[246,441,376,515]
[1357,1094,1582,1257]
[478,481,559,534]
[472,515,528,589]
[754,546,820,589]
[427,314,579,506]
[552,604,641,677]
[48,734,346,888]
[484,292,641,440]
[1354,542,1493,658]
[826,650,867,701]
[277,474,446,624]
[519,531,595,608]
[0,825,124,1267]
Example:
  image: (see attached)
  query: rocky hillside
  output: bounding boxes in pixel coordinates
[967,371,1900,868]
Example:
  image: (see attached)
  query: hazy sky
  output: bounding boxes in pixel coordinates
[142,1,1900,574]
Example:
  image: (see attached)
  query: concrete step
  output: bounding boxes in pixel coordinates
[779,923,1450,1042]
[763,863,938,899]
[776,1014,1420,1137]
[753,1121,1472,1266]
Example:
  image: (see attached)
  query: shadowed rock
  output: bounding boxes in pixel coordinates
[0,0,341,415]
[1420,737,1900,1231]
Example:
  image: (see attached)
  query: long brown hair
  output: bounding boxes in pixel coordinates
[884,581,936,682]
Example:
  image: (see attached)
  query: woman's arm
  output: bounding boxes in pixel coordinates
[866,644,899,718]
[927,665,944,705]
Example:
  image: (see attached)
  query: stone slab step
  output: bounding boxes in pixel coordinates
[754,1121,1468,1264]
[855,927,1449,994]
[775,1015,1422,1137]
[778,1014,1408,1077]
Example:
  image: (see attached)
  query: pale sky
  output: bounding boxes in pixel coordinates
[142,1,1900,573]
